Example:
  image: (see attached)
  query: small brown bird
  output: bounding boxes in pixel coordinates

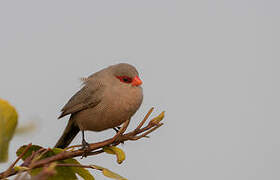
[55,63,143,149]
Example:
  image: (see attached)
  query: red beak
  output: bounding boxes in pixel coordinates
[132,76,142,86]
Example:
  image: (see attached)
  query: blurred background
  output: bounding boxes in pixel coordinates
[1,0,280,179]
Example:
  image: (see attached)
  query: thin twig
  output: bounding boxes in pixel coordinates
[126,123,163,141]
[29,148,51,168]
[135,107,154,131]
[56,163,91,168]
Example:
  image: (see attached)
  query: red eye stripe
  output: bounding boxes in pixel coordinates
[116,76,133,83]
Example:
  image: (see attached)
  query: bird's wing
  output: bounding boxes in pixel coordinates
[58,81,103,119]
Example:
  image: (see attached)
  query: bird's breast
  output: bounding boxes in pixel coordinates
[75,86,143,131]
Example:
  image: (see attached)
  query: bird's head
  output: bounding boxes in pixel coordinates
[110,63,143,87]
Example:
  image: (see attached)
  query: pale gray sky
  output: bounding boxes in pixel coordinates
[1,0,280,179]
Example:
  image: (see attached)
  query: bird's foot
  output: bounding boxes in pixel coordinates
[113,126,126,144]
[81,139,90,158]
[113,126,121,133]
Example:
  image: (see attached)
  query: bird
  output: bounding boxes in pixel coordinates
[55,63,143,149]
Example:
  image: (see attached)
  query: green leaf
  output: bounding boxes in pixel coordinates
[72,165,95,180]
[0,99,18,162]
[31,165,77,180]
[52,148,94,179]
[103,146,126,164]
[62,157,95,180]
[16,146,95,180]
[16,145,42,160]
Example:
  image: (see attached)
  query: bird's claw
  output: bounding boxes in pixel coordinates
[81,140,90,158]
[113,126,121,133]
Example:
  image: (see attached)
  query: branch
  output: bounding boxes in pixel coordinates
[1,143,32,178]
[0,108,164,179]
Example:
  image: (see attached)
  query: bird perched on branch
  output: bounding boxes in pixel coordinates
[55,63,143,149]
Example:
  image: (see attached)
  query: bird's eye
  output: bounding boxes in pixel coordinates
[116,76,132,83]
[123,78,129,82]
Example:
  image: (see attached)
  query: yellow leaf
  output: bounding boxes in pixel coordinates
[14,166,29,171]
[90,165,127,180]
[103,146,115,155]
[103,146,126,164]
[0,99,18,162]
[103,168,127,180]
[150,111,165,124]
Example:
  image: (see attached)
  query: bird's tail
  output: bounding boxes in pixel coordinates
[54,117,80,149]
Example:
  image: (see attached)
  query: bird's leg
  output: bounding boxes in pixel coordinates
[113,126,121,133]
[81,130,90,158]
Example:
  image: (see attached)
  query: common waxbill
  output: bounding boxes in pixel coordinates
[55,63,143,148]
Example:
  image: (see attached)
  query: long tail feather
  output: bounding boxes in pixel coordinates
[55,118,80,149]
